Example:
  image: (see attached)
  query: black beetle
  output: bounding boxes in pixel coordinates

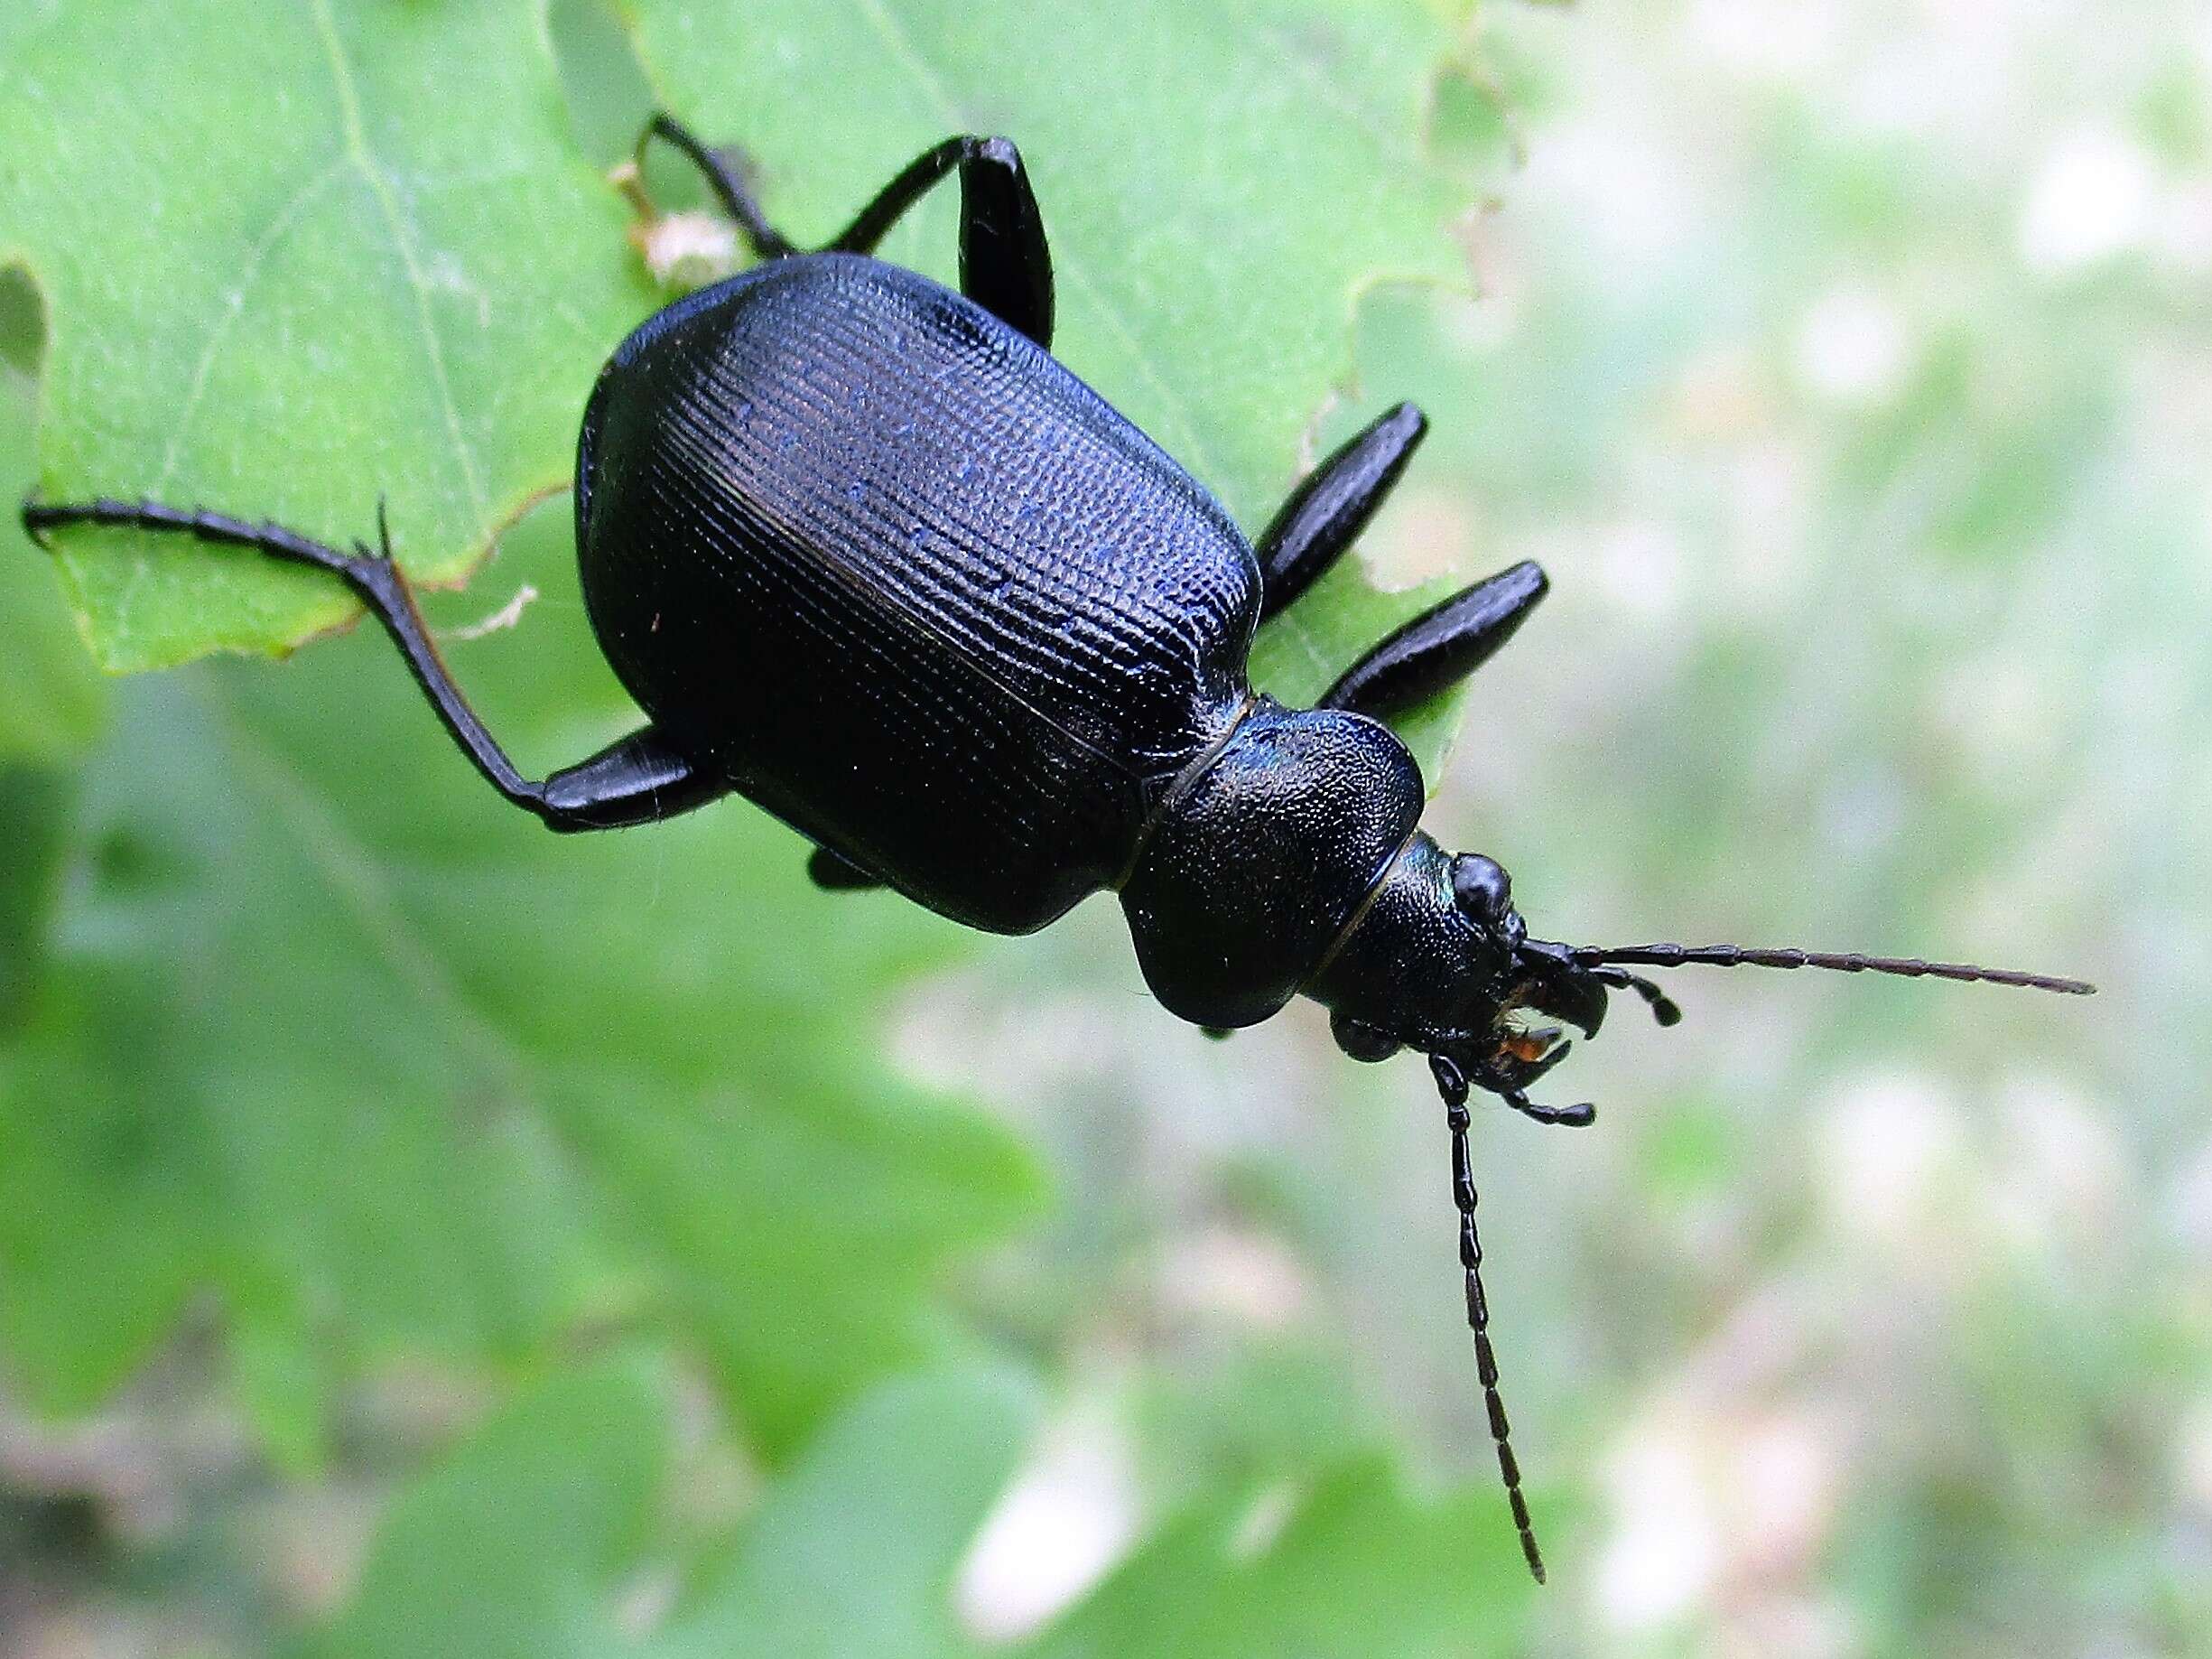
[23,116,2092,1581]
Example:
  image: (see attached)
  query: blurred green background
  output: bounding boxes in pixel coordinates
[3,0,2207,1654]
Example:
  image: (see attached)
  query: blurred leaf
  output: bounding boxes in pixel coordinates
[0,266,104,760]
[317,1358,1529,1659]
[309,1361,1033,1659]
[1021,1460,1537,1659]
[650,1365,1039,1659]
[0,504,1041,1454]
[299,1351,669,1659]
[0,769,70,1023]
[0,0,654,669]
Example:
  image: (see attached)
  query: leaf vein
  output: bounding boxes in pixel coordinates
[310,0,488,526]
[153,158,351,496]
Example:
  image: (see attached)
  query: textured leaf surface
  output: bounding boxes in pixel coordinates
[0,0,653,670]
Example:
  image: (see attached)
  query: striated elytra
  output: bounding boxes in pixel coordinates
[23,115,2093,1583]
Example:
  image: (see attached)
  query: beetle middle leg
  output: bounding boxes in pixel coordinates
[21,496,729,834]
[640,116,1055,349]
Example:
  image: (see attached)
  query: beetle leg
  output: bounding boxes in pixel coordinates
[540,725,729,832]
[806,845,885,890]
[20,495,728,834]
[1316,560,1548,722]
[825,136,1055,350]
[1254,402,1427,622]
[635,114,798,261]
[1499,1085,1594,1129]
[638,118,1055,347]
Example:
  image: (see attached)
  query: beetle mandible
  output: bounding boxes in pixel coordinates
[23,116,2093,1582]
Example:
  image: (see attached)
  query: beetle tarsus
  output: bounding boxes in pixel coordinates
[637,113,798,262]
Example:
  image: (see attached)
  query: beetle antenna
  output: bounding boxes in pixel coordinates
[1568,943,2093,996]
[1430,1052,1546,1584]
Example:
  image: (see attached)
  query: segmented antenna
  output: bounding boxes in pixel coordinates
[1429,1053,1546,1584]
[1568,943,2093,997]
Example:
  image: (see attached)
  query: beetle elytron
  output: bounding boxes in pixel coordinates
[23,116,2091,1580]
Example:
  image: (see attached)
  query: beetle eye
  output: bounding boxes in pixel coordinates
[1453,853,1512,924]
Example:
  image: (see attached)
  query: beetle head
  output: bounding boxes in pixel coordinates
[1412,852,1683,1114]
[1321,845,1670,1100]
[1322,836,2090,1123]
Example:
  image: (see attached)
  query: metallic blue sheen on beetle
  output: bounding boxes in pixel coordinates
[23,115,2091,1582]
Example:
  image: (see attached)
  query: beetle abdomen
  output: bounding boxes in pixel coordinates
[1120,703,1426,1028]
[576,254,1260,932]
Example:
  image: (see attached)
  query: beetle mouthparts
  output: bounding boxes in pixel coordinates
[1510,940,1610,1039]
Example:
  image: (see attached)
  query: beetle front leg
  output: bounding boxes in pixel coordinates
[1317,560,1548,722]
[1255,402,1427,621]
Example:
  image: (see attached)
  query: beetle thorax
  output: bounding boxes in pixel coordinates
[1119,701,1427,1030]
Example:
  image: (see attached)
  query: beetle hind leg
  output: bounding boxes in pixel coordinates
[21,494,728,834]
[641,113,1055,349]
[635,114,798,262]
[826,135,1055,349]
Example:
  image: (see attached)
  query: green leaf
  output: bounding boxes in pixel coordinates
[0,502,1042,1452]
[0,0,654,670]
[1020,1461,1538,1659]
[0,267,104,760]
[0,0,1503,1435]
[650,1364,1040,1659]
[299,1351,670,1659]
